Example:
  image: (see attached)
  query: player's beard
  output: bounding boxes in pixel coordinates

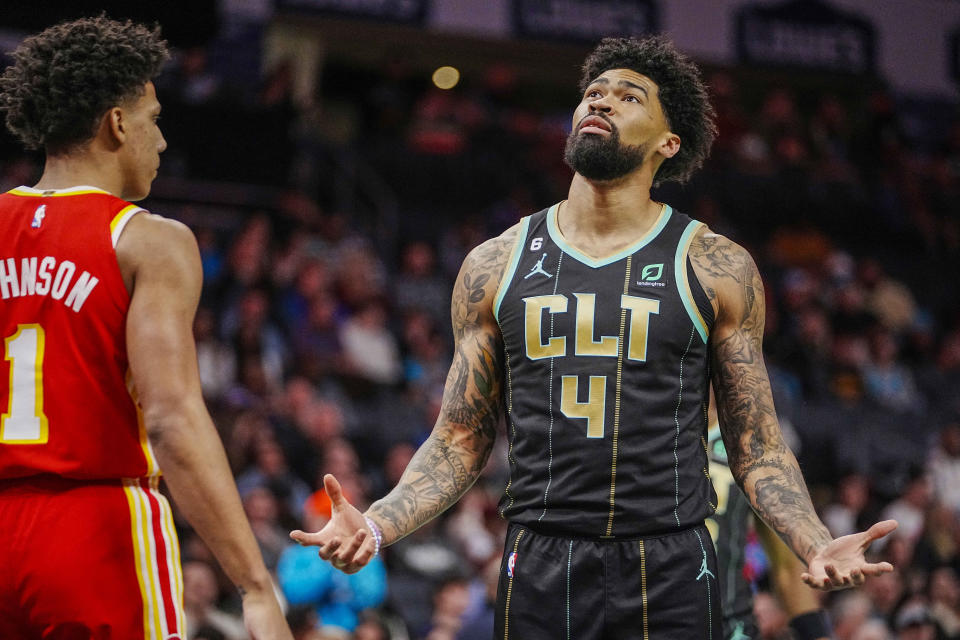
[564,124,647,182]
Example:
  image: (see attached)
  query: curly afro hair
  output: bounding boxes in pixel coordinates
[579,36,717,186]
[0,15,169,154]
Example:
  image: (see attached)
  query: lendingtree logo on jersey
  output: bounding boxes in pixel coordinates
[636,263,666,287]
[641,263,663,281]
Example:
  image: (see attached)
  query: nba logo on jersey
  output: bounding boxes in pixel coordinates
[507,552,517,577]
[31,204,46,228]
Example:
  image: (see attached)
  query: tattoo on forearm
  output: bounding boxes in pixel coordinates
[368,229,517,544]
[693,232,832,561]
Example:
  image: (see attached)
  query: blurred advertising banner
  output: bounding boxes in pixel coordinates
[512,0,659,42]
[735,0,875,74]
[274,0,427,24]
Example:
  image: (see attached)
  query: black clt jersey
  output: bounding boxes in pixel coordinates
[706,426,757,640]
[494,203,716,538]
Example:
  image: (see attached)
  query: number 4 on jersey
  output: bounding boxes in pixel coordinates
[1,324,49,443]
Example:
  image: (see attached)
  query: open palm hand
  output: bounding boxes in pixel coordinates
[801,520,898,591]
[289,474,377,574]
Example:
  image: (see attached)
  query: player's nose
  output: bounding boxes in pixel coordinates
[589,99,613,114]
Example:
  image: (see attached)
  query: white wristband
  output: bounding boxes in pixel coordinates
[363,515,382,557]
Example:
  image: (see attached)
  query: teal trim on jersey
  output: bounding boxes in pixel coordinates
[546,202,673,268]
[675,220,709,344]
[494,215,532,322]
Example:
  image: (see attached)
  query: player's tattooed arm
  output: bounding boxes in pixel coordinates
[690,231,832,563]
[366,225,519,546]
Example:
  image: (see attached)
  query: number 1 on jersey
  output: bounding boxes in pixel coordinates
[2,324,49,444]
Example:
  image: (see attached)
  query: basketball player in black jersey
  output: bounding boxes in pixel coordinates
[292,36,897,639]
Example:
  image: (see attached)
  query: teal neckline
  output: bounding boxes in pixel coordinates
[545,202,673,268]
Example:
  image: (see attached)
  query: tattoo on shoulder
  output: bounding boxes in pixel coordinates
[451,227,519,339]
[689,232,759,308]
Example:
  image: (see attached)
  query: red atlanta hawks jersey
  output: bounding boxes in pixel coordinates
[0,185,160,480]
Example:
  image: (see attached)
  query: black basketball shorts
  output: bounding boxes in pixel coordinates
[494,522,723,640]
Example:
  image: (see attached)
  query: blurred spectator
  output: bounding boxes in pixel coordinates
[386,518,467,636]
[832,281,877,337]
[882,469,934,546]
[863,329,924,414]
[334,239,388,309]
[197,226,227,286]
[339,299,403,386]
[423,576,471,640]
[850,619,894,640]
[159,47,224,105]
[243,486,291,571]
[455,555,500,640]
[864,571,906,620]
[833,591,876,640]
[237,431,312,521]
[394,241,450,327]
[224,288,289,397]
[281,258,335,334]
[220,216,273,300]
[859,259,917,334]
[892,599,937,640]
[754,591,789,639]
[928,566,960,637]
[195,306,237,401]
[920,331,960,418]
[912,504,960,573]
[928,421,960,515]
[293,291,347,380]
[352,614,391,640]
[444,486,498,570]
[286,605,323,640]
[402,310,451,401]
[183,560,247,640]
[823,472,872,538]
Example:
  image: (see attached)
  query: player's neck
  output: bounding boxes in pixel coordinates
[562,171,662,241]
[34,149,123,197]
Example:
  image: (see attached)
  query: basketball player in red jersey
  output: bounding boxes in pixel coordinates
[0,16,292,639]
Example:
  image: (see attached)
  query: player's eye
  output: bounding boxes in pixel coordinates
[624,95,640,103]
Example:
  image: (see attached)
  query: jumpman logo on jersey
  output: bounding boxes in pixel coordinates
[524,253,552,279]
[696,550,715,581]
[31,205,46,229]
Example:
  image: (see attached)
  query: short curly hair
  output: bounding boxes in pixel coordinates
[579,36,717,186]
[0,15,169,154]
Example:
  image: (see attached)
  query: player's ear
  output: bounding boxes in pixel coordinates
[103,106,126,147]
[658,132,680,159]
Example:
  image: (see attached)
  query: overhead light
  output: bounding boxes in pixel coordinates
[432,66,460,90]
